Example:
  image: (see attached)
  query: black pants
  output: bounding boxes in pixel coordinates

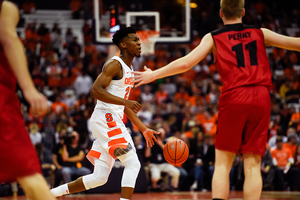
[273,166,299,191]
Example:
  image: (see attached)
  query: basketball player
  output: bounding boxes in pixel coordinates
[0,1,55,200]
[51,27,159,200]
[134,0,300,199]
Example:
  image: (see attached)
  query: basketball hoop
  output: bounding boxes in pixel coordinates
[136,30,159,56]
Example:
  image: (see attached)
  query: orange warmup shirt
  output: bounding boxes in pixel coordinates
[271,147,293,167]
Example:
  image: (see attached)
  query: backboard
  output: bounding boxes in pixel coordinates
[92,0,192,44]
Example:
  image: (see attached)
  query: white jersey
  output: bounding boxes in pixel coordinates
[95,56,134,118]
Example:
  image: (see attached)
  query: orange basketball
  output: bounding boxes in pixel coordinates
[163,139,189,165]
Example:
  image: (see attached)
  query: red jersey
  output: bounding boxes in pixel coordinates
[0,1,42,182]
[211,23,272,93]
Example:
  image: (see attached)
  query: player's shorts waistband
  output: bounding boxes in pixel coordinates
[219,85,270,106]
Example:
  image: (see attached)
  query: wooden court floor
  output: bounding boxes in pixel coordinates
[1,191,300,200]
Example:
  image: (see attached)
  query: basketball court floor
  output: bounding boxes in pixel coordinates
[1,191,300,200]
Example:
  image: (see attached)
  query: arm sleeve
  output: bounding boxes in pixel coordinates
[288,157,295,164]
[272,158,278,166]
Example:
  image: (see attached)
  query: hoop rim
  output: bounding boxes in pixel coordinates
[136,30,160,43]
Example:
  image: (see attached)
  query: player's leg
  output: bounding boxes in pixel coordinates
[73,166,91,180]
[243,153,262,200]
[18,173,56,200]
[117,148,141,200]
[212,149,235,200]
[51,159,112,197]
[240,86,270,199]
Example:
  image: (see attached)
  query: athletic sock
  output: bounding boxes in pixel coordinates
[50,183,69,197]
[120,198,130,200]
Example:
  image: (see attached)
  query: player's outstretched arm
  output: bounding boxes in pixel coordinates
[0,1,48,115]
[133,33,214,87]
[262,28,300,51]
[124,107,160,147]
[90,60,141,113]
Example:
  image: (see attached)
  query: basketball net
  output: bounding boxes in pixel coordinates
[136,30,159,56]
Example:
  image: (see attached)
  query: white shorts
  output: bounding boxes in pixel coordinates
[87,108,135,167]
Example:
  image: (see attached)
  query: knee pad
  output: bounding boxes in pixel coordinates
[119,151,141,188]
[82,160,111,190]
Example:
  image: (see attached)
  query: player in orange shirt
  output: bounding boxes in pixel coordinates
[271,137,294,168]
[271,136,299,191]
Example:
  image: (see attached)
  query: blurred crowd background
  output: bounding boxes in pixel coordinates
[1,0,300,196]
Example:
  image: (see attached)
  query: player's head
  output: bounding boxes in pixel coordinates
[112,27,141,57]
[276,136,283,149]
[220,0,245,20]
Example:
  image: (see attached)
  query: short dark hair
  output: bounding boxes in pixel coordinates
[112,27,136,46]
[220,0,244,19]
[276,136,283,143]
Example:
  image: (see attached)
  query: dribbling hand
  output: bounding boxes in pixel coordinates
[124,100,141,113]
[23,88,48,116]
[142,128,160,147]
[133,66,154,87]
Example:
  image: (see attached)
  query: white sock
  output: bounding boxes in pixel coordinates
[120,198,130,200]
[50,183,69,197]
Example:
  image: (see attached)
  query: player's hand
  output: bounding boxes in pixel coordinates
[23,88,48,116]
[133,66,155,87]
[142,128,160,147]
[124,100,141,113]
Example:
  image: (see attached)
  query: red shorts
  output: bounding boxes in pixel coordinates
[215,86,270,157]
[0,87,41,183]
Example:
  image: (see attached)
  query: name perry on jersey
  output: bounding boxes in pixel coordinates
[228,31,251,41]
[124,77,134,86]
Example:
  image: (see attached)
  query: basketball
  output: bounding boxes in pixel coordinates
[163,139,189,165]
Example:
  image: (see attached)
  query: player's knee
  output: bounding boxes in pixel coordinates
[127,156,141,173]
[83,166,110,189]
[84,174,108,190]
[120,153,141,188]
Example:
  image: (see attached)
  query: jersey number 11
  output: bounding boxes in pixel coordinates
[232,40,258,68]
